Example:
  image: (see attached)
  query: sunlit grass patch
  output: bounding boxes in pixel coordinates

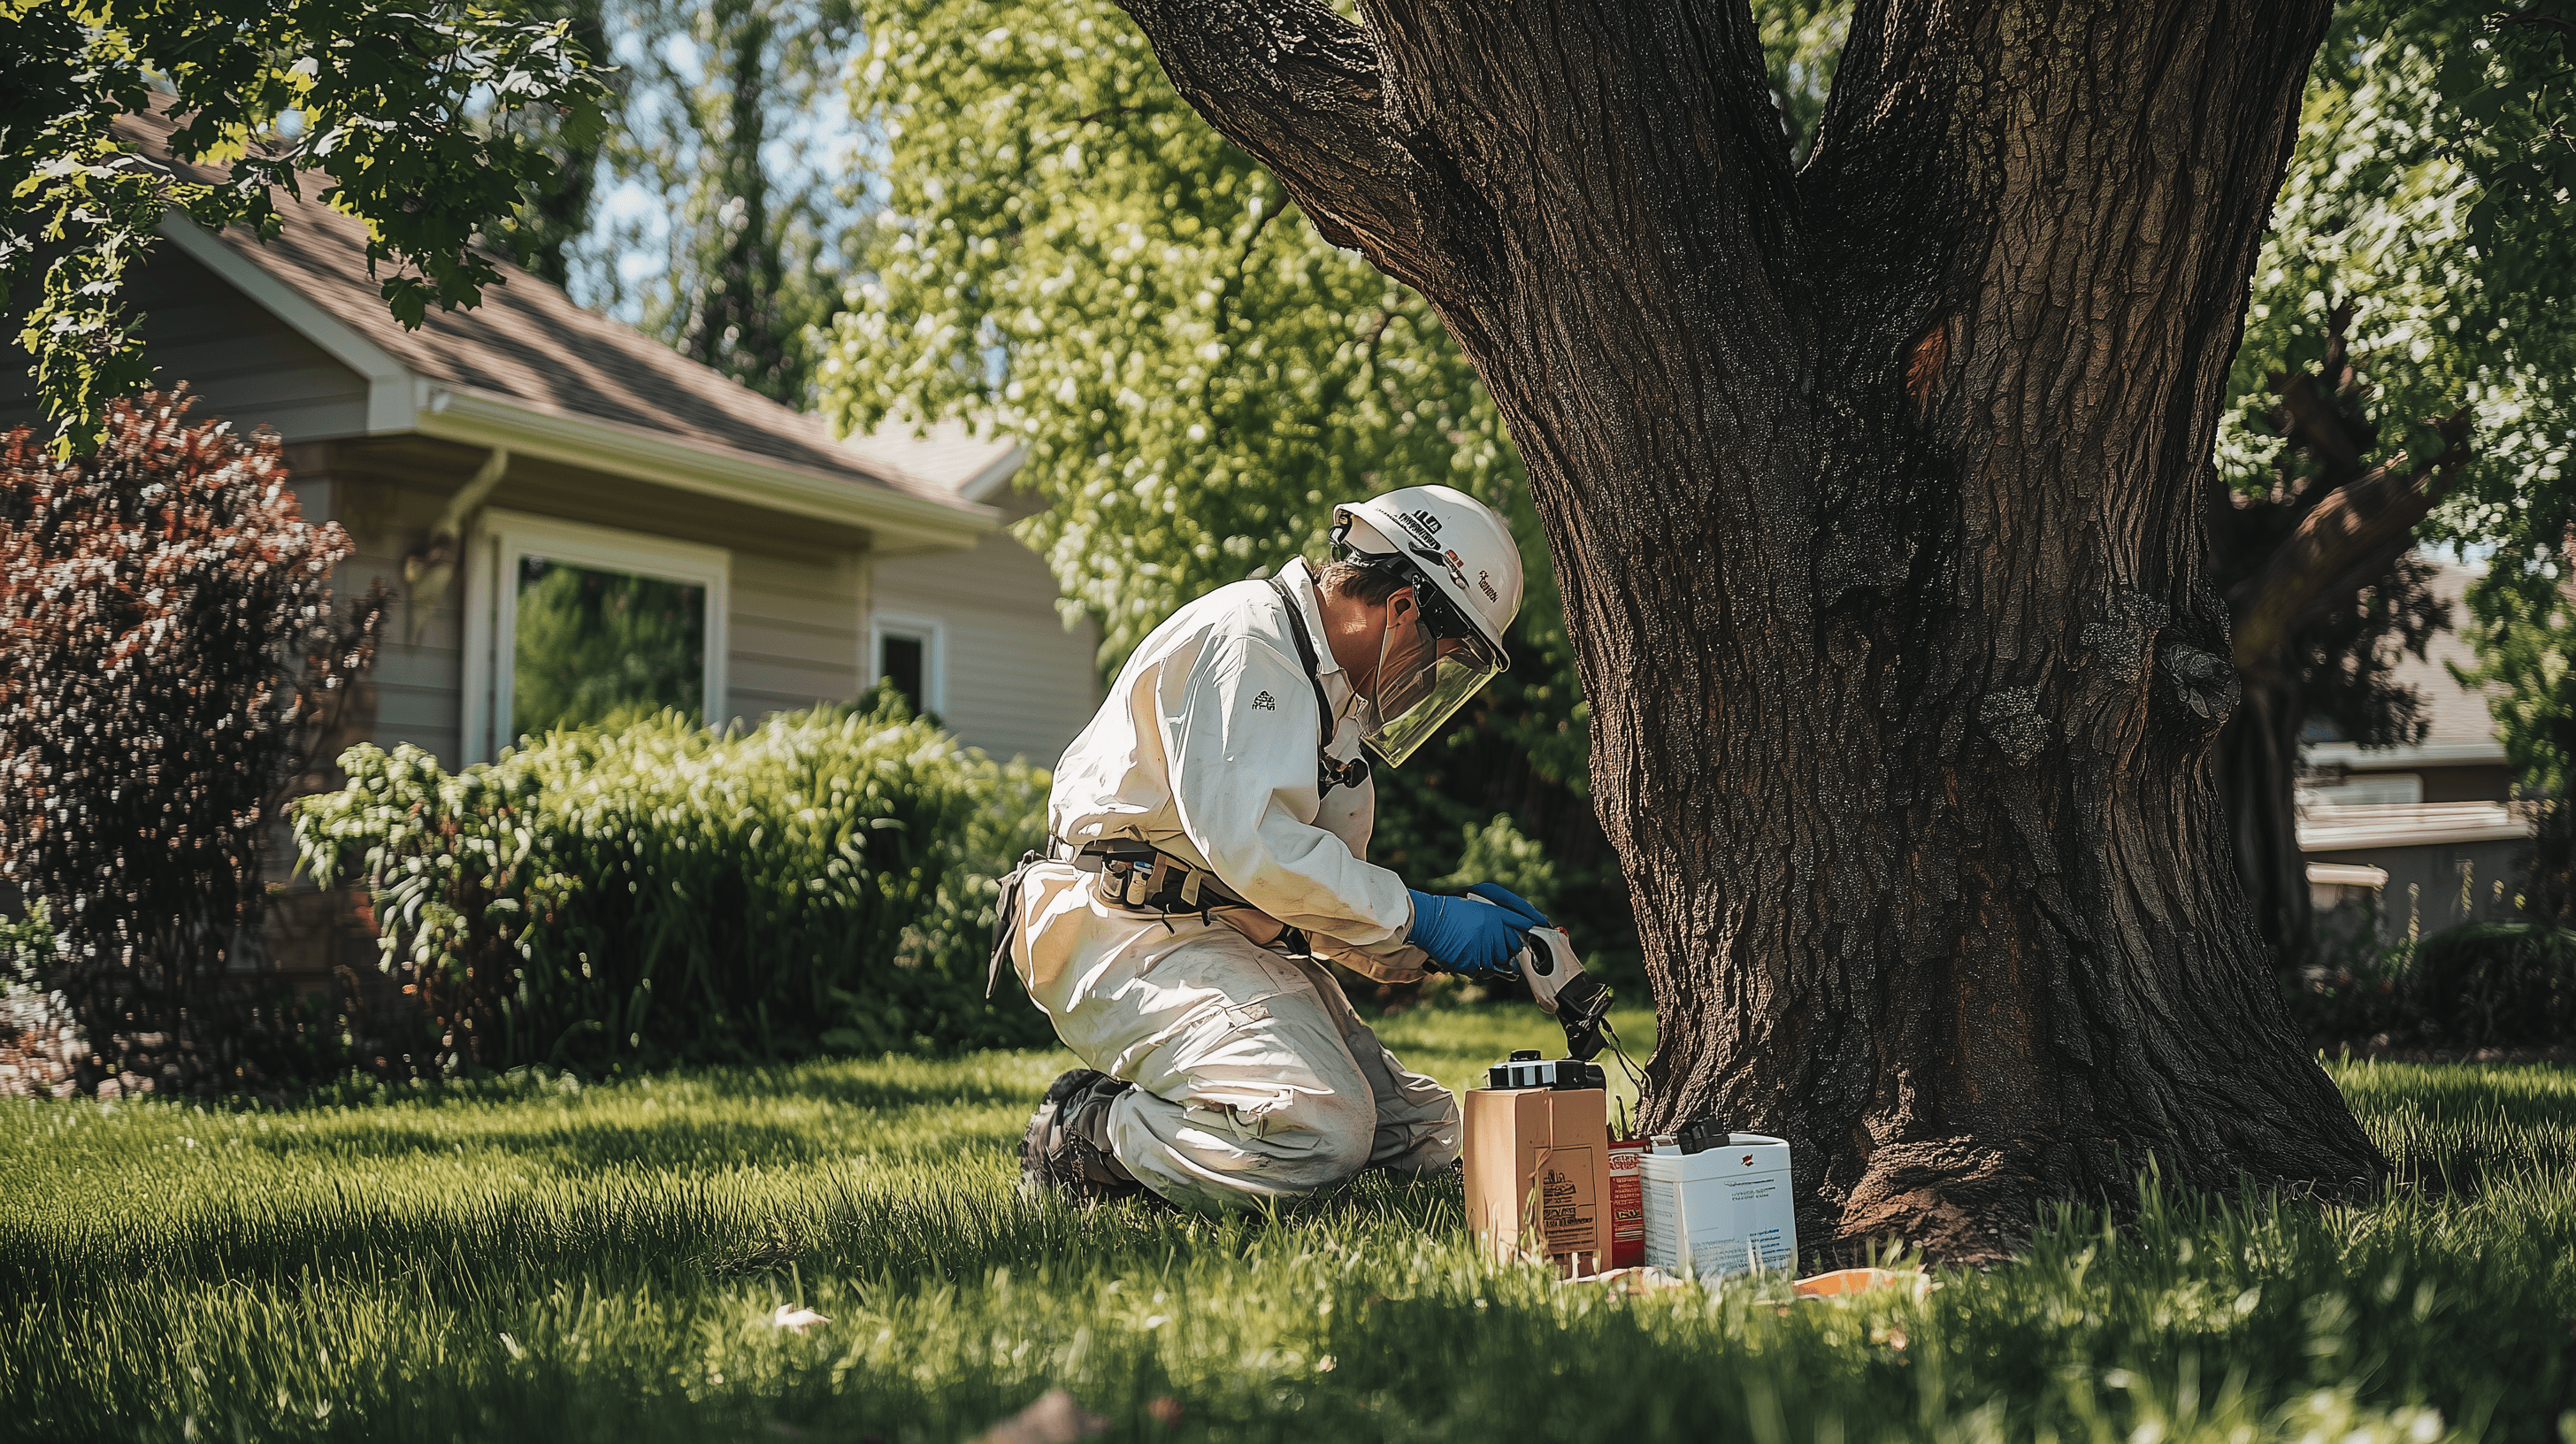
[2,1011,2570,1443]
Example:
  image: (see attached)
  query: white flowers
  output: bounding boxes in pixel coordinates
[766,1304,830,1333]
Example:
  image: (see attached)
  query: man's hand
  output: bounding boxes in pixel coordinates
[1406,889,1530,979]
[1462,882,1549,929]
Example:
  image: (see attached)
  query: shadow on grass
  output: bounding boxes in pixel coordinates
[242,1118,842,1171]
[719,1065,1045,1114]
[7,1141,1467,1312]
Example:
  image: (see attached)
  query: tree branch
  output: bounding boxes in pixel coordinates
[2264,303,2372,503]
[1110,0,1440,284]
[1064,104,1152,127]
[2229,409,2473,676]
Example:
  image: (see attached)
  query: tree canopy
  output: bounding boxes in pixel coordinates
[823,0,2572,899]
[2282,0,2576,808]
[582,0,865,402]
[2225,0,2572,544]
[821,3,1536,668]
[3,0,610,455]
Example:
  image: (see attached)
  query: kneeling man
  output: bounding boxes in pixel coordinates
[994,485,1548,1211]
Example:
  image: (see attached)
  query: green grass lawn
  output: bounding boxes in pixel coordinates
[4,1005,2573,1444]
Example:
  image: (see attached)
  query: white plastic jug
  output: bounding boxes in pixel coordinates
[1639,1133,1797,1279]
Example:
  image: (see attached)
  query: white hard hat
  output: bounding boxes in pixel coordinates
[1330,485,1523,664]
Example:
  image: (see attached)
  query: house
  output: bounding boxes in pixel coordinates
[841,421,1101,764]
[3,107,1100,976]
[2297,558,2531,943]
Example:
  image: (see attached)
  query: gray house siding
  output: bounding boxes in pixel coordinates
[869,495,1100,765]
[1,247,371,439]
[288,451,474,763]
[728,555,866,725]
[2311,837,2529,949]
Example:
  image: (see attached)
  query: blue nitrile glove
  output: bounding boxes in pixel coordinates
[1407,889,1530,979]
[1463,882,1550,930]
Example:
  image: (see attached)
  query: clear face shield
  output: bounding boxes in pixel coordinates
[1357,591,1507,766]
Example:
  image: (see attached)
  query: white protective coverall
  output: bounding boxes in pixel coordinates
[998,558,1459,1210]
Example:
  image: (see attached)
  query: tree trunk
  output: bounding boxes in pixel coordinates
[1116,0,2394,1257]
[2215,668,2315,973]
[2206,313,2470,979]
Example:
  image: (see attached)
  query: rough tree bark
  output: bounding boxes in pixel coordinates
[2209,308,2470,975]
[1115,0,2395,1257]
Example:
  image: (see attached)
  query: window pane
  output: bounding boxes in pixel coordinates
[513,557,706,739]
[881,634,925,713]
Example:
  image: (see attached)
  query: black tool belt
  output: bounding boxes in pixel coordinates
[985,837,1274,1001]
[1069,837,1248,913]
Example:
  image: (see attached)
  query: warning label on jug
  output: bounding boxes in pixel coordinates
[1538,1149,1598,1247]
[1746,1225,1794,1270]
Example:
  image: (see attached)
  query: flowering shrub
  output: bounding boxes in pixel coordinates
[0,391,383,1094]
[293,697,1053,1076]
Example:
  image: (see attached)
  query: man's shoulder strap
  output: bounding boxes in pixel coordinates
[1264,575,1336,753]
[1266,574,1369,797]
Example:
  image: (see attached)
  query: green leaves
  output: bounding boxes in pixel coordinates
[819,0,1535,672]
[2426,1,2576,249]
[292,699,1054,1075]
[2,0,611,455]
[594,0,862,404]
[2220,2,2574,536]
[816,0,1597,884]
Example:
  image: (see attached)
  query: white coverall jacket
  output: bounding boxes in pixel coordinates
[998,558,1460,1210]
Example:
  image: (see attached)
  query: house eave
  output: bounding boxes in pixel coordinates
[2301,821,2531,850]
[416,385,999,549]
[155,212,418,435]
[2303,740,2511,770]
[956,444,1029,503]
[2297,802,2533,853]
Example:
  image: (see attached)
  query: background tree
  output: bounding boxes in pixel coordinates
[2,0,608,454]
[485,0,626,289]
[570,0,866,403]
[2212,0,2572,973]
[464,0,864,401]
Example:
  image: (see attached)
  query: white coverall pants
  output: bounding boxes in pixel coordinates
[1012,862,1460,1211]
[1013,557,1459,1211]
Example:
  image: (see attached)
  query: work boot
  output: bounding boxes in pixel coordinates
[1021,1068,1156,1206]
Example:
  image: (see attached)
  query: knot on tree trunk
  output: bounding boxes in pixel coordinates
[2163,642,2242,724]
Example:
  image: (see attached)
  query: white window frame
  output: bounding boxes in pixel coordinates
[462,509,730,763]
[867,610,946,717]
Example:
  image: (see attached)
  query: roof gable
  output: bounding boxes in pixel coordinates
[113,105,984,540]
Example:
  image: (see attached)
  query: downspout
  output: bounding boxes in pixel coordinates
[401,447,510,642]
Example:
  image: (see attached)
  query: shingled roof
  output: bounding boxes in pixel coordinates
[116,104,977,527]
[842,417,1027,501]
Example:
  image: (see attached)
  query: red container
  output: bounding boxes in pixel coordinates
[1607,1136,1648,1268]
